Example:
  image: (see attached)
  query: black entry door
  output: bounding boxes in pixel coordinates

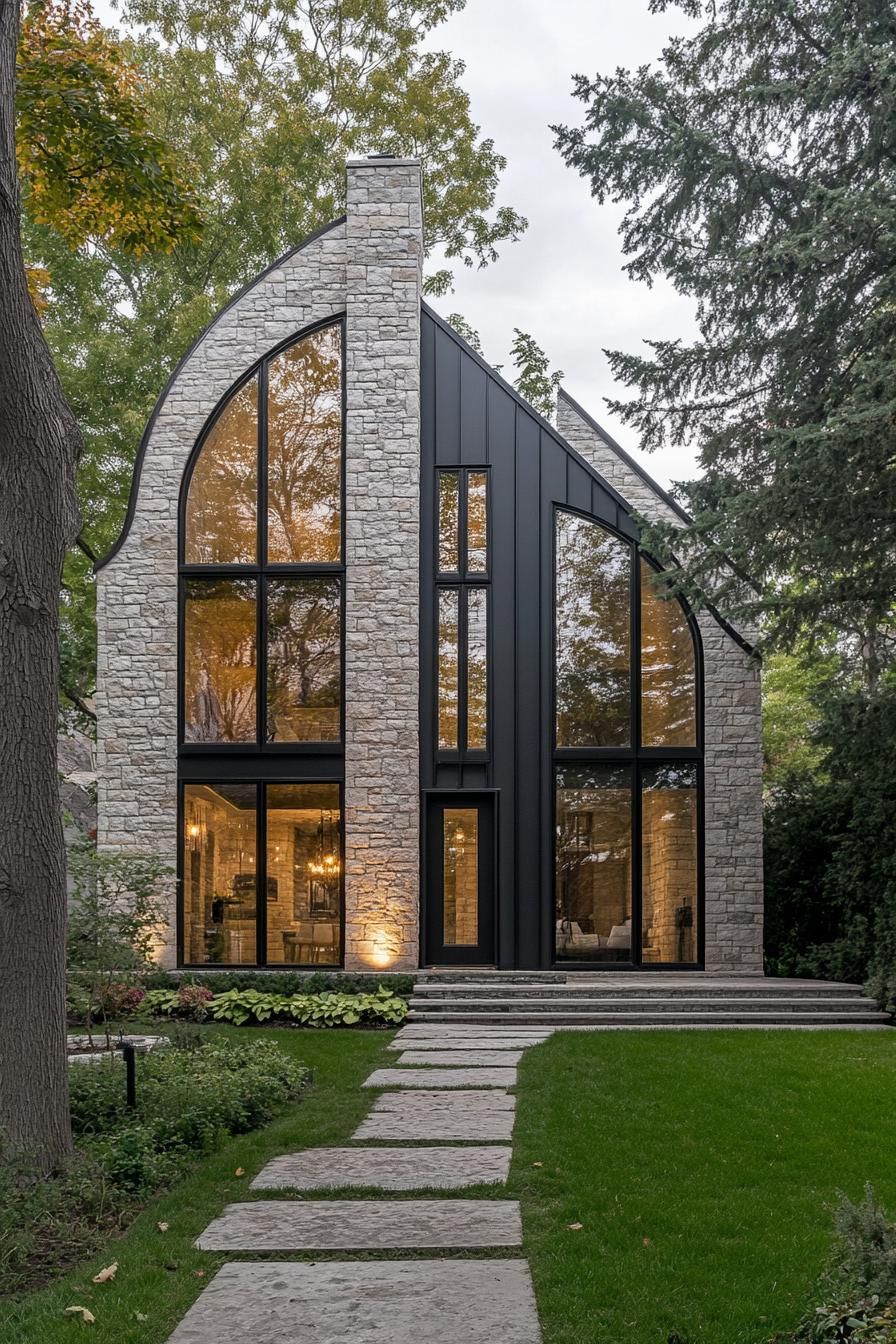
[424,795,495,965]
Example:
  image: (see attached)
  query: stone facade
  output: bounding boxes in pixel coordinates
[557,390,764,973]
[96,158,422,970]
[95,155,762,975]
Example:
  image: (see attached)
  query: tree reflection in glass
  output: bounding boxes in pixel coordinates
[267,325,342,563]
[467,471,488,572]
[555,510,631,746]
[438,588,459,749]
[438,471,459,573]
[640,560,697,746]
[467,587,487,749]
[184,377,258,564]
[266,578,341,742]
[184,580,257,742]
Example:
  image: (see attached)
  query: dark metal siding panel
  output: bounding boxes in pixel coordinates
[486,377,519,966]
[419,314,437,781]
[434,331,460,464]
[420,312,660,968]
[460,357,488,465]
[512,408,542,968]
[537,433,567,967]
[567,456,592,515]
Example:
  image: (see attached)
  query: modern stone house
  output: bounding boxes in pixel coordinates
[95,156,763,975]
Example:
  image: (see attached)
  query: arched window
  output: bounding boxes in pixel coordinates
[178,320,345,968]
[554,509,701,966]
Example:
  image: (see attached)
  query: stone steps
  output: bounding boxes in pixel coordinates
[408,974,890,1029]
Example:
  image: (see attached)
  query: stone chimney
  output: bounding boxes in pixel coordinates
[342,157,424,970]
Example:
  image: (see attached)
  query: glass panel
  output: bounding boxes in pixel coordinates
[467,471,488,572]
[641,764,698,963]
[267,578,341,742]
[184,377,258,564]
[438,588,460,749]
[266,784,342,965]
[555,765,632,962]
[640,560,697,746]
[466,587,488,750]
[182,784,257,964]
[443,808,479,946]
[555,510,631,747]
[184,579,256,742]
[438,472,460,573]
[267,324,342,563]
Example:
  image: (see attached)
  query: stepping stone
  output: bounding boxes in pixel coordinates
[196,1199,522,1250]
[353,1089,515,1142]
[363,1067,517,1089]
[165,1259,543,1343]
[251,1146,512,1191]
[390,1036,548,1052]
[397,1050,525,1066]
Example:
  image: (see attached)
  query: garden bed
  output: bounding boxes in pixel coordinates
[1,1033,309,1299]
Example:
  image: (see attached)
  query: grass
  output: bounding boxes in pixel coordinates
[6,1026,895,1344]
[508,1030,896,1344]
[0,1026,394,1343]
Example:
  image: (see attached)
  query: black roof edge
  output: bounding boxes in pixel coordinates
[94,215,348,572]
[422,302,635,521]
[428,308,757,660]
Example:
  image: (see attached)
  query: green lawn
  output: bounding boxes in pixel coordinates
[509,1030,896,1344]
[0,1027,394,1344]
[5,1027,894,1344]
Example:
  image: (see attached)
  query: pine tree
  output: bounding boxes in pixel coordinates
[555,0,896,679]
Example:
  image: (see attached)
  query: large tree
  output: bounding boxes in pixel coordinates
[0,0,199,1172]
[25,0,526,712]
[554,0,896,682]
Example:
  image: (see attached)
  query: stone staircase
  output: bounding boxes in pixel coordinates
[410,972,892,1029]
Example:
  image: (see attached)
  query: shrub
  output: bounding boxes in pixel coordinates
[772,1188,896,1342]
[142,968,415,998]
[68,1038,310,1158]
[96,982,146,1017]
[2,1037,309,1298]
[67,840,170,1045]
[142,984,408,1027]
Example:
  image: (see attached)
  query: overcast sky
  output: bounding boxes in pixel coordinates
[424,0,700,490]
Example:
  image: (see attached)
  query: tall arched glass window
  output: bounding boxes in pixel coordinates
[179,320,345,968]
[554,509,700,966]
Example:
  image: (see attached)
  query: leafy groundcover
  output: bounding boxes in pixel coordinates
[142,984,409,1027]
[1,1037,308,1298]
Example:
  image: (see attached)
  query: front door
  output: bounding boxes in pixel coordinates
[424,795,495,965]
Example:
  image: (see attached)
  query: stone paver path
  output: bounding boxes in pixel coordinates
[167,1022,552,1342]
[363,1065,517,1088]
[197,1198,523,1250]
[250,1145,512,1191]
[353,1088,516,1141]
[166,1260,543,1344]
[396,1048,525,1066]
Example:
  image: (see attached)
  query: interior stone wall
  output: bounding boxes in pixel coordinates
[556,391,764,973]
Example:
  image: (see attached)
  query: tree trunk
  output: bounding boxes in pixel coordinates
[0,0,82,1171]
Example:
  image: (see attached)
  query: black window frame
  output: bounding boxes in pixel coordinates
[551,504,705,970]
[435,466,491,762]
[176,316,347,968]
